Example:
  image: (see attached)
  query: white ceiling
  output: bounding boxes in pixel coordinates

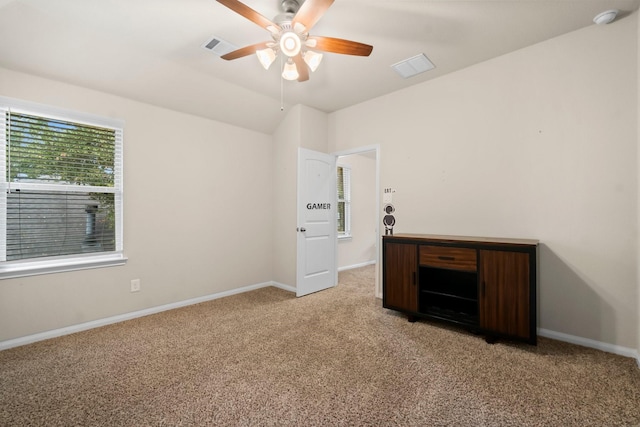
[0,0,638,134]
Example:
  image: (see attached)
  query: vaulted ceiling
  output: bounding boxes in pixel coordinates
[0,0,638,133]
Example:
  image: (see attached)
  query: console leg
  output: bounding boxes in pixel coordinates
[407,315,417,323]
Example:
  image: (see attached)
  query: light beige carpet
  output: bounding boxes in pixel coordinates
[1,265,639,426]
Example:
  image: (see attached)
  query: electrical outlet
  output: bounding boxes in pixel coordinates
[130,279,141,293]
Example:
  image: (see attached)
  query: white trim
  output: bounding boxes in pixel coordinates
[271,281,296,293]
[0,252,127,279]
[0,96,125,129]
[1,182,117,193]
[3,294,637,368]
[338,260,376,272]
[538,328,639,364]
[0,97,125,278]
[0,280,293,351]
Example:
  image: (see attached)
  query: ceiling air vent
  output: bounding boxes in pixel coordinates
[391,53,435,79]
[201,37,238,57]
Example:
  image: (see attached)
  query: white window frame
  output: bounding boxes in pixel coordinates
[337,164,351,239]
[0,97,126,279]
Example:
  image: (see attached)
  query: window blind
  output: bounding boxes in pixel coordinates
[337,165,351,236]
[1,107,123,263]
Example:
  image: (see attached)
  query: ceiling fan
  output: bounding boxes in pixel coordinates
[216,0,373,82]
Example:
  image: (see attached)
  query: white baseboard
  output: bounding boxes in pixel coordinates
[3,287,637,370]
[0,280,290,351]
[271,281,296,293]
[338,260,376,272]
[538,328,639,366]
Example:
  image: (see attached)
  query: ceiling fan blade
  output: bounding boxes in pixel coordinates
[216,0,280,32]
[293,54,309,82]
[221,42,271,60]
[308,36,373,56]
[292,0,334,32]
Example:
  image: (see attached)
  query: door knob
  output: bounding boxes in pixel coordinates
[300,227,306,232]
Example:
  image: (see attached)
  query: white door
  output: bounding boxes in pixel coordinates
[296,148,337,297]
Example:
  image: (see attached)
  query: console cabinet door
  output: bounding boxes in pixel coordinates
[383,243,418,313]
[479,250,530,340]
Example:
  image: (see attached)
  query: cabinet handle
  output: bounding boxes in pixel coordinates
[438,256,455,261]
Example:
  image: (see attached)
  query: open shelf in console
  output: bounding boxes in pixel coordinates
[419,267,479,326]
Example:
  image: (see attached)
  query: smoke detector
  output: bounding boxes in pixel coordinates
[593,9,618,25]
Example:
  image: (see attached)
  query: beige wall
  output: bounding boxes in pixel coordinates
[329,17,638,349]
[337,153,377,269]
[0,67,274,342]
[300,105,328,153]
[272,106,301,287]
[271,105,329,288]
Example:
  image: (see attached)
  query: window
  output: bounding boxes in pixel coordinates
[0,97,125,278]
[337,165,351,238]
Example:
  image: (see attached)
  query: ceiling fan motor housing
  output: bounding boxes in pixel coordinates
[281,0,300,14]
[273,0,307,58]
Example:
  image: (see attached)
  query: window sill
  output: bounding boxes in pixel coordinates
[0,252,128,280]
[338,234,352,241]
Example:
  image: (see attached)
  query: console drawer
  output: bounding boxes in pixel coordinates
[419,246,477,272]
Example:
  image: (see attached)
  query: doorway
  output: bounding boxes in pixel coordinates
[334,145,381,298]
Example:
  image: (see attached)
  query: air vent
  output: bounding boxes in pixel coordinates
[391,53,435,79]
[201,36,238,57]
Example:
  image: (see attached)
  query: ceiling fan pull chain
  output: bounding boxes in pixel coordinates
[280,56,285,111]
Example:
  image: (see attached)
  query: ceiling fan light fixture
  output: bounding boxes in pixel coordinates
[280,31,301,57]
[282,59,299,80]
[266,25,280,34]
[303,50,323,72]
[256,48,277,69]
[293,22,307,34]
